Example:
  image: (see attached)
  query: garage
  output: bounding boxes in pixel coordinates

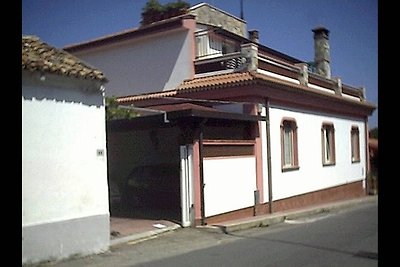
[106,105,264,226]
[107,118,183,223]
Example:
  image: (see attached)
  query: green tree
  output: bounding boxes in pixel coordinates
[369,127,378,139]
[140,0,190,25]
[105,96,138,120]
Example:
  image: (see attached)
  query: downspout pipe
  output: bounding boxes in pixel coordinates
[265,99,273,213]
[198,119,208,225]
[118,105,170,123]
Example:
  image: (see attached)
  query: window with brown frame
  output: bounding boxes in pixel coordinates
[280,118,299,171]
[321,123,336,166]
[351,126,360,162]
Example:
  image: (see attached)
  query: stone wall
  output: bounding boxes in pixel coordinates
[190,3,247,37]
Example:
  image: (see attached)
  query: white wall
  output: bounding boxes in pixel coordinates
[22,81,109,226]
[72,29,193,97]
[203,157,257,217]
[268,105,366,201]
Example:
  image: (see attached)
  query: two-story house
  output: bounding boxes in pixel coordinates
[65,3,376,227]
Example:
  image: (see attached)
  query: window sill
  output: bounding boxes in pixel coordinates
[282,166,300,172]
[323,162,336,167]
[352,159,361,163]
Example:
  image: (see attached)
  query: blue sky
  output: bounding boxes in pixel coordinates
[22,0,378,129]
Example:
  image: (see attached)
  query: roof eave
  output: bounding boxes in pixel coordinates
[64,14,196,53]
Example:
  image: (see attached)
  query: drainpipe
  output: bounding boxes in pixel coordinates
[265,99,273,213]
[198,119,208,225]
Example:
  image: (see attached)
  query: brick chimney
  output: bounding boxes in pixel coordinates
[248,30,259,43]
[312,26,331,79]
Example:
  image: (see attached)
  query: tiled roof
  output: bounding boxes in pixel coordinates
[117,72,256,103]
[22,35,107,82]
[118,90,178,103]
[117,71,376,110]
[147,103,222,112]
[177,72,255,91]
[115,72,301,102]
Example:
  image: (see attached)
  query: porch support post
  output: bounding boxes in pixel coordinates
[198,119,208,225]
[265,99,273,213]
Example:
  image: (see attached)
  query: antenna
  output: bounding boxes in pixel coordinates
[240,0,244,20]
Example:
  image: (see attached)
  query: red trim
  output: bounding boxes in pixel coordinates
[130,83,374,118]
[200,181,365,225]
[255,121,264,204]
[64,14,196,53]
[280,118,299,171]
[351,125,361,163]
[203,140,255,145]
[321,122,336,166]
[192,141,202,221]
[182,16,196,79]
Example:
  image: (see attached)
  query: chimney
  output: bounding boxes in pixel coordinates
[312,26,331,79]
[249,30,259,43]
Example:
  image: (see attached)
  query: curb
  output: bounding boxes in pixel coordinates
[110,224,182,247]
[200,195,377,234]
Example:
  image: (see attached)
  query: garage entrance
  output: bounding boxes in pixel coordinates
[107,125,183,224]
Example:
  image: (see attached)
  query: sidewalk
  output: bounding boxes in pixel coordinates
[110,217,181,246]
[201,195,378,234]
[110,195,377,246]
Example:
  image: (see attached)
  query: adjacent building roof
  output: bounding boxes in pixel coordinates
[64,14,195,53]
[22,35,108,82]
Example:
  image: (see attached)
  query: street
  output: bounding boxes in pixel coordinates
[38,199,377,267]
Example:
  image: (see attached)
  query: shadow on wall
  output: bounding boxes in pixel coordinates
[22,84,104,108]
[22,74,104,108]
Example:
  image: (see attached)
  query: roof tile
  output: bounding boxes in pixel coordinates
[22,35,107,82]
[117,71,376,111]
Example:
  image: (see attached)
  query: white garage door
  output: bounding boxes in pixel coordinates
[203,143,257,217]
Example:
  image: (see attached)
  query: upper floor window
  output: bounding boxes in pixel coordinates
[321,123,335,166]
[351,126,360,163]
[195,31,238,60]
[280,118,299,171]
[195,32,223,59]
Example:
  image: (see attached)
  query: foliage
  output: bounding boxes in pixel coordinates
[141,0,190,25]
[369,127,378,139]
[105,96,138,120]
[164,0,190,12]
[142,0,163,15]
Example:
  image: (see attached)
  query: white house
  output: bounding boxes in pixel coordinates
[22,35,110,264]
[65,3,376,226]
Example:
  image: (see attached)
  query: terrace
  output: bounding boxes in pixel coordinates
[193,29,365,102]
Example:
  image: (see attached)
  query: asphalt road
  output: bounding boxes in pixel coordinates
[134,200,378,267]
[42,199,377,267]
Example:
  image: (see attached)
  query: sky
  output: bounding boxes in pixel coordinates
[22,0,378,129]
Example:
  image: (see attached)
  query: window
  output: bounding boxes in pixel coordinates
[195,33,208,59]
[280,118,299,171]
[321,123,335,165]
[351,126,360,162]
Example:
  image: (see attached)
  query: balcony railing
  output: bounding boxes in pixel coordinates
[195,52,244,75]
[193,42,365,101]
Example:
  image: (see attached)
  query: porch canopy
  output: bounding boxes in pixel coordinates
[107,104,266,131]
